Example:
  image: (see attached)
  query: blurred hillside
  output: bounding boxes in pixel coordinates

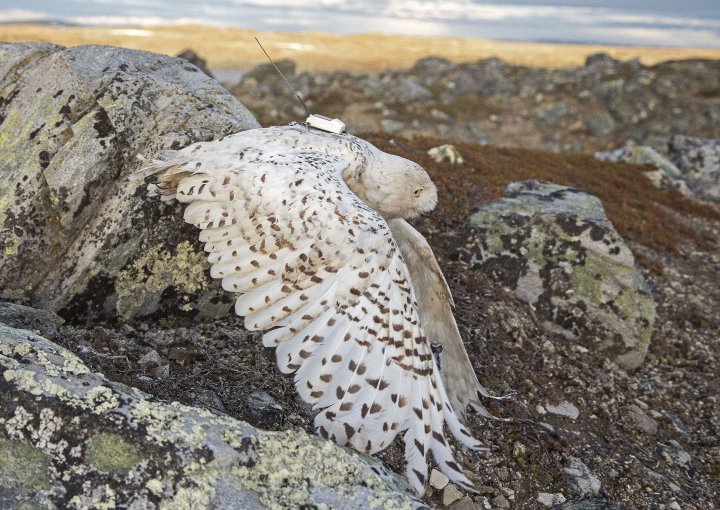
[230,53,720,154]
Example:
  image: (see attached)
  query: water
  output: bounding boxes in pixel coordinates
[2,0,719,48]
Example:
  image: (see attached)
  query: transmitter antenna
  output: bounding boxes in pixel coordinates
[254,37,346,134]
[255,37,311,116]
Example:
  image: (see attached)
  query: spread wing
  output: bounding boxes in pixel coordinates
[141,127,482,494]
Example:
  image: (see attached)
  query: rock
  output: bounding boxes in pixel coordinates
[427,144,465,164]
[660,440,692,469]
[586,111,616,136]
[467,181,656,370]
[491,494,510,508]
[380,118,405,133]
[661,409,690,437]
[443,483,464,506]
[0,42,259,321]
[564,457,601,496]
[546,401,580,420]
[584,53,621,70]
[137,349,168,378]
[176,48,214,78]
[537,492,567,507]
[596,142,681,177]
[410,56,456,79]
[392,76,434,103]
[430,468,450,489]
[668,135,720,204]
[536,101,570,127]
[0,323,419,509]
[622,404,658,435]
[245,390,285,429]
[448,496,478,510]
[553,499,623,510]
[0,301,64,338]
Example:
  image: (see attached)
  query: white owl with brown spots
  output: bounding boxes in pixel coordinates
[135,123,499,495]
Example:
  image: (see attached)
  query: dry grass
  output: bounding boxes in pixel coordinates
[2,23,719,73]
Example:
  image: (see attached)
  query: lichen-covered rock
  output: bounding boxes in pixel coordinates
[0,42,260,321]
[595,142,692,197]
[0,323,420,509]
[668,134,720,205]
[0,301,64,338]
[466,181,655,370]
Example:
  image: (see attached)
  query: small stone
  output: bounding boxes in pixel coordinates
[138,349,163,372]
[448,496,478,510]
[669,502,681,510]
[427,144,465,165]
[443,483,464,506]
[191,389,226,412]
[380,119,404,133]
[245,390,284,429]
[537,492,567,507]
[491,494,510,508]
[623,404,658,435]
[564,456,601,496]
[536,405,547,415]
[496,467,510,481]
[661,440,692,468]
[430,468,449,489]
[546,401,580,420]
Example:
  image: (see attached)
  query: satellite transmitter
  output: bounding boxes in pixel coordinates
[255,38,347,135]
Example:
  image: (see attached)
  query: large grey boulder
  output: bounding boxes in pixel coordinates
[466,181,655,370]
[668,135,720,205]
[0,43,260,321]
[0,322,420,509]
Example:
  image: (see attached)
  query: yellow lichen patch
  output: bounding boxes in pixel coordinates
[84,386,120,414]
[114,241,209,318]
[0,438,51,491]
[3,232,19,256]
[0,193,8,225]
[85,433,142,475]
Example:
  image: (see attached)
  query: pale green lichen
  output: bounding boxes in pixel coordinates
[232,428,410,510]
[85,433,142,475]
[114,241,209,318]
[3,232,19,256]
[0,193,9,226]
[84,386,120,414]
[0,437,51,491]
[68,484,117,510]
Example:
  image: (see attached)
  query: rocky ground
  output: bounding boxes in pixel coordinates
[29,148,720,510]
[1,43,719,509]
[228,53,720,155]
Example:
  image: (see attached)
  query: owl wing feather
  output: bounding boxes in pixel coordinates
[141,128,483,494]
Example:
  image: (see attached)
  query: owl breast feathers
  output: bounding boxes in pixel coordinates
[134,123,497,495]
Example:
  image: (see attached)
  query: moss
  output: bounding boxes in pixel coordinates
[85,432,142,475]
[0,437,51,491]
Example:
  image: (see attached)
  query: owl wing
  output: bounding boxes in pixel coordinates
[388,219,503,420]
[142,129,483,494]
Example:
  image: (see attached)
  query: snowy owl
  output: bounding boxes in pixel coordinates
[135,123,497,495]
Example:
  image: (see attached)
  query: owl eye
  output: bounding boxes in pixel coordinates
[414,188,423,197]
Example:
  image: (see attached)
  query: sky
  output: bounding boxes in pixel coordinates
[1,0,720,48]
